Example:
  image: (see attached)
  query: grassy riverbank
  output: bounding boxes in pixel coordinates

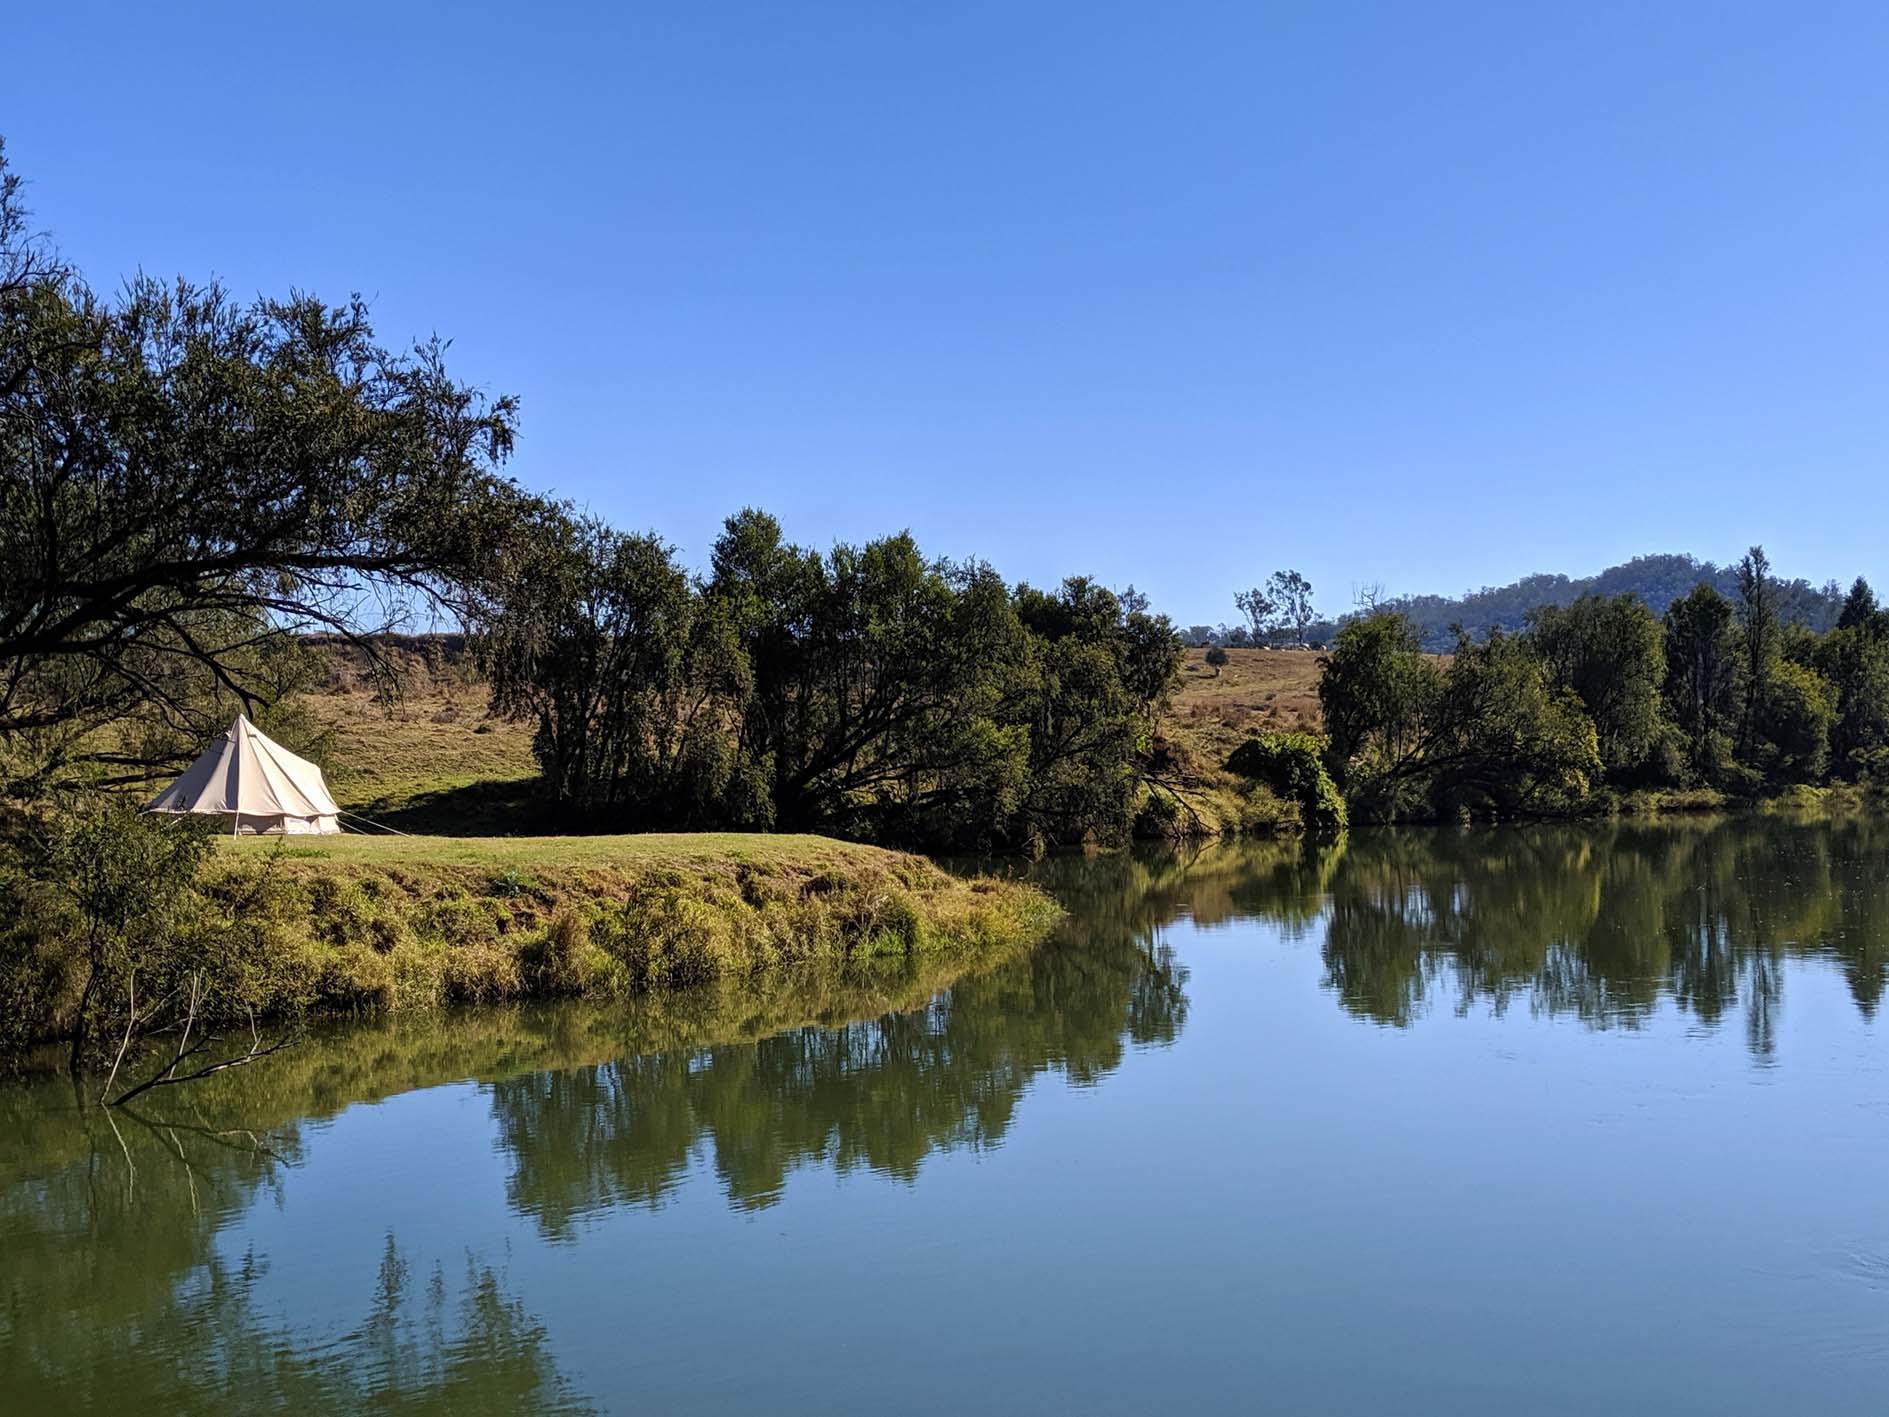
[2,832,1060,1060]
[217,832,1060,1006]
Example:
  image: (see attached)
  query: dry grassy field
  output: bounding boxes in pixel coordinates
[296,639,539,829]
[1166,647,1325,762]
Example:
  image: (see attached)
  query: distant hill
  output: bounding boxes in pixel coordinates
[1374,553,1843,652]
[1181,553,1849,653]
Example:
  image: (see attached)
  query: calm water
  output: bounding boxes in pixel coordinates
[4,819,1887,1413]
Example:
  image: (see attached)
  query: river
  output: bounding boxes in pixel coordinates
[3,817,1885,1412]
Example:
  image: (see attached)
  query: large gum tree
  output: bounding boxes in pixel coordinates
[0,140,538,792]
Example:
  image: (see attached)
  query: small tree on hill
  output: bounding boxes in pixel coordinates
[1234,587,1277,645]
[1205,646,1229,677]
[1268,570,1316,646]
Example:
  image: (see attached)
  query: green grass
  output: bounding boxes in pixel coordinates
[3,831,1060,1058]
[244,830,935,871]
[299,673,541,832]
[200,830,1061,1014]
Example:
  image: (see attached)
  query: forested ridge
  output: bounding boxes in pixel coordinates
[1368,552,1844,652]
[1182,552,1846,651]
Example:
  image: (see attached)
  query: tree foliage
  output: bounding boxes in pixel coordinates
[1317,545,1886,818]
[481,508,1181,852]
[1234,570,1317,647]
[481,516,763,828]
[1,807,285,1092]
[1754,658,1836,784]
[1233,585,1276,645]
[1813,618,1889,777]
[1662,583,1742,782]
[1224,732,1346,836]
[1318,613,1598,821]
[0,141,535,794]
[1838,576,1879,631]
[1526,594,1668,777]
[1267,570,1316,646]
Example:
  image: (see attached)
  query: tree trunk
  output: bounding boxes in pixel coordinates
[68,962,94,1077]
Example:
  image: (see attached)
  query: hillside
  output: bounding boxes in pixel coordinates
[1168,647,1322,763]
[295,637,540,832]
[1374,553,1842,651]
[1180,553,1849,653]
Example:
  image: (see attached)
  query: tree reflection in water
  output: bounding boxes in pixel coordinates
[7,816,1887,1406]
[1315,817,1889,1055]
[0,909,1190,1400]
[491,883,1192,1228]
[0,1105,590,1412]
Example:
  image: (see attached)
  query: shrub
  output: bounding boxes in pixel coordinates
[1225,733,1348,836]
[518,908,592,995]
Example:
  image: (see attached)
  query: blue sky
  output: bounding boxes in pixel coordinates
[11,1,1889,625]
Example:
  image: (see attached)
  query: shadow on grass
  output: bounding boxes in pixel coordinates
[351,777,571,836]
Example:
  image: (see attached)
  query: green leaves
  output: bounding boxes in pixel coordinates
[480,508,1180,852]
[481,517,763,829]
[1317,613,1599,821]
[1224,733,1347,836]
[1526,594,1667,776]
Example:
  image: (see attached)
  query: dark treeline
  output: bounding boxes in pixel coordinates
[1317,547,1889,823]
[478,508,1181,852]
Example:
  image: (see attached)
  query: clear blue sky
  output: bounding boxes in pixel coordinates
[11,1,1889,625]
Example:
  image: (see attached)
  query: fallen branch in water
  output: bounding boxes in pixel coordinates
[107,992,296,1108]
[117,1112,294,1168]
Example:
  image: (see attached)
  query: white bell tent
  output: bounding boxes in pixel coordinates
[147,716,343,835]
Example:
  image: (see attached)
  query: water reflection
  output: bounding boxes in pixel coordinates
[0,1105,590,1412]
[6,817,1888,1408]
[493,909,1188,1228]
[1027,816,1889,1056]
[1316,818,1889,1053]
[0,918,1188,1402]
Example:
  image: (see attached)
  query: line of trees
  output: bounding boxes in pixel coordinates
[0,139,1181,856]
[10,130,1888,851]
[1317,546,1889,822]
[1358,551,1847,653]
[477,508,1182,852]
